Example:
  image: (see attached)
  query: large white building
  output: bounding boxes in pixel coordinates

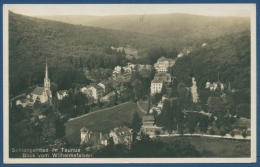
[150,78,163,94]
[154,57,175,73]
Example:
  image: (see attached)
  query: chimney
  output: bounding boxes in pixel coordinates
[100,132,102,140]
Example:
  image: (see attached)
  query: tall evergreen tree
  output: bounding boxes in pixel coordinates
[131,112,142,133]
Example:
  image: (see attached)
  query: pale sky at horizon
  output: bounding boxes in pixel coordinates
[4,4,254,17]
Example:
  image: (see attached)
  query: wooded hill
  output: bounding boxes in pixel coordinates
[8,11,159,95]
[38,13,250,42]
[170,29,250,96]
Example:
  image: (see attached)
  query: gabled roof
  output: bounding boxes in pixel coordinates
[57,90,68,95]
[28,98,34,102]
[17,99,27,103]
[80,127,89,132]
[113,127,132,137]
[142,115,155,121]
[32,86,44,96]
[102,134,110,141]
[151,78,163,83]
[157,56,167,62]
[100,80,113,85]
[85,85,92,89]
[92,85,104,91]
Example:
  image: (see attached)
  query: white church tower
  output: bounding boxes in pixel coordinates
[44,63,50,91]
[42,63,52,103]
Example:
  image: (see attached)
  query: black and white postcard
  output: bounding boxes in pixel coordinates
[3,4,256,164]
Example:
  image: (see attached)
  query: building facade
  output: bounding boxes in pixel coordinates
[109,126,133,145]
[154,56,175,73]
[80,127,109,146]
[88,85,104,99]
[142,115,155,126]
[57,90,69,100]
[150,78,163,94]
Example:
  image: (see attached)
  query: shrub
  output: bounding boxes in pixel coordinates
[230,131,235,138]
[220,130,226,137]
[242,131,247,139]
[210,129,215,136]
[155,130,161,135]
[189,127,195,135]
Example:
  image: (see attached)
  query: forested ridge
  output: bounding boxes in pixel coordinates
[170,30,250,93]
[8,11,153,95]
[39,13,250,41]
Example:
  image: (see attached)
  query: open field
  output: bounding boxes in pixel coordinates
[65,102,146,144]
[117,47,139,60]
[159,136,250,157]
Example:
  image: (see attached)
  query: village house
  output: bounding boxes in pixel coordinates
[80,85,92,95]
[149,107,162,115]
[30,63,52,103]
[137,64,152,71]
[88,85,104,99]
[16,99,27,107]
[109,126,133,145]
[205,81,224,91]
[122,66,133,73]
[150,78,163,94]
[56,90,69,100]
[114,65,122,73]
[80,84,105,100]
[154,56,175,73]
[157,101,164,109]
[162,94,169,101]
[142,115,155,126]
[178,52,184,58]
[98,80,113,94]
[126,62,136,69]
[202,43,208,47]
[80,127,110,146]
[16,98,34,107]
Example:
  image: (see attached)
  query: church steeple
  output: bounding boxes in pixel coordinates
[45,63,49,80]
[44,63,50,91]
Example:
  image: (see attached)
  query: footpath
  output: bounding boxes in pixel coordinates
[137,101,148,114]
[158,133,251,140]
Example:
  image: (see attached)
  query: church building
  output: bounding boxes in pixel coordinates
[31,63,52,103]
